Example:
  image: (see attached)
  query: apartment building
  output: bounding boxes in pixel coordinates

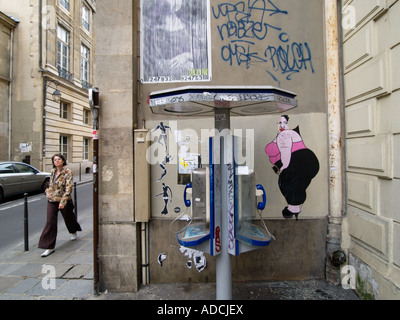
[0,12,18,161]
[0,0,96,175]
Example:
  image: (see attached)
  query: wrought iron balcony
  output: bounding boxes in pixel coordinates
[81,80,93,90]
[57,66,73,82]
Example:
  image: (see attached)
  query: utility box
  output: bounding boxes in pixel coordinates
[134,129,150,222]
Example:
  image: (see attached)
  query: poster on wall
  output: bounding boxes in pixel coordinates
[140,0,211,83]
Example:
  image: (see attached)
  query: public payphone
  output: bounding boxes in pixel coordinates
[172,136,275,256]
[236,166,275,251]
[150,85,298,300]
[174,167,212,251]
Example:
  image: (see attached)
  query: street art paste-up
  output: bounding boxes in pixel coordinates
[153,122,174,215]
[153,122,171,153]
[154,183,173,216]
[141,0,211,83]
[265,115,319,220]
[180,246,207,272]
[157,253,167,266]
[158,154,174,182]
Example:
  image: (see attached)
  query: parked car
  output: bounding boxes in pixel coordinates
[0,161,51,203]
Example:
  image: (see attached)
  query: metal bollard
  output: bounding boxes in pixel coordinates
[24,193,29,251]
[74,182,78,220]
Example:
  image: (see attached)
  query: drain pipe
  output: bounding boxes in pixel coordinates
[8,26,16,160]
[141,222,149,285]
[39,0,46,171]
[325,0,346,285]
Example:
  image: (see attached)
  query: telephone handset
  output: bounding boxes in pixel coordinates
[184,183,192,207]
[256,184,266,211]
[170,183,193,234]
[255,184,275,241]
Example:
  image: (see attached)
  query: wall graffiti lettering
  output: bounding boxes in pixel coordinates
[227,163,236,251]
[212,0,315,82]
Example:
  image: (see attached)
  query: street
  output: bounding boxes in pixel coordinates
[0,182,93,257]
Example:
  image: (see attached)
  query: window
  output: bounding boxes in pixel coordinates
[57,25,70,73]
[83,109,90,125]
[60,101,70,120]
[83,138,90,161]
[81,45,90,84]
[82,5,91,32]
[60,135,69,160]
[0,163,17,174]
[59,0,70,11]
[15,163,36,174]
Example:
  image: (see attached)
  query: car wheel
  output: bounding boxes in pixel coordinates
[0,188,4,203]
[42,178,50,193]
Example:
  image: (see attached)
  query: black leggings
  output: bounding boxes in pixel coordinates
[277,149,319,206]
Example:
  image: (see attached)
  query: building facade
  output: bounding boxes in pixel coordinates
[0,12,18,161]
[93,0,400,299]
[0,0,96,175]
[341,0,400,299]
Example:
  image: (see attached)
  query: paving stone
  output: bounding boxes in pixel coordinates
[6,278,41,294]
[53,279,94,299]
[0,277,23,293]
[62,264,92,279]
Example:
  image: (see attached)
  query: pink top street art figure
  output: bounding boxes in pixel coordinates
[265,115,319,220]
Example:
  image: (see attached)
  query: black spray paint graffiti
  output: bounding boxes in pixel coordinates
[213,0,314,85]
[153,122,171,153]
[157,253,167,266]
[265,115,319,220]
[153,122,174,215]
[158,154,174,182]
[154,183,173,216]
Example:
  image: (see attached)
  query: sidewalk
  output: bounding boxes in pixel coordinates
[0,173,360,301]
[0,174,95,300]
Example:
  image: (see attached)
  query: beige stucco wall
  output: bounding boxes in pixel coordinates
[142,0,330,283]
[341,0,400,299]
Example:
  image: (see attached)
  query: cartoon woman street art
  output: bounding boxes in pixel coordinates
[265,115,319,220]
[155,183,173,215]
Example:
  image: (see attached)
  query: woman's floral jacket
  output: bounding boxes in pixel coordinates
[45,167,73,206]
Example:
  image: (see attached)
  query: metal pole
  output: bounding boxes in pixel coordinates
[215,108,232,300]
[90,87,100,295]
[93,135,99,294]
[24,193,29,251]
[74,182,78,220]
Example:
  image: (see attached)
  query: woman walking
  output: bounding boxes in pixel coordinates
[39,154,82,257]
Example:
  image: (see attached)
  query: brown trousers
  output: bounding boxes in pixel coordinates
[38,200,82,250]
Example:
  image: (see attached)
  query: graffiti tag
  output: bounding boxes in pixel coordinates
[213,0,315,82]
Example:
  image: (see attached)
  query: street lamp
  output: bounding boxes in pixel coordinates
[42,78,62,164]
[46,79,62,102]
[52,87,61,103]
